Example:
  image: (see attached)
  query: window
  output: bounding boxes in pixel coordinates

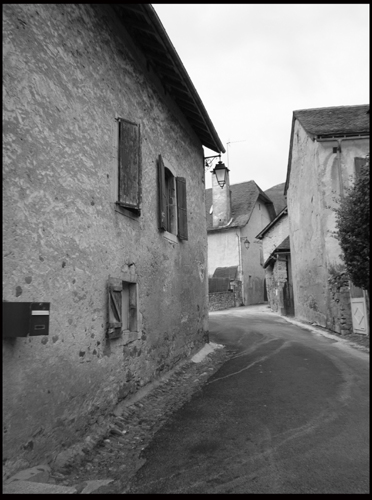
[117,118,141,214]
[158,155,188,240]
[107,277,138,341]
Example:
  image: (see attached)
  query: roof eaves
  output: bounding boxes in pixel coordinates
[284,113,296,196]
[256,206,288,239]
[114,4,225,154]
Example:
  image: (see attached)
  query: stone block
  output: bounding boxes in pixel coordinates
[340,329,351,335]
[3,480,78,494]
[4,464,51,485]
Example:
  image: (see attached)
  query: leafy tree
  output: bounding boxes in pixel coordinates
[334,155,369,291]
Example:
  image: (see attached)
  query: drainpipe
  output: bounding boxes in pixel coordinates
[316,134,369,199]
[236,231,244,304]
[336,139,344,199]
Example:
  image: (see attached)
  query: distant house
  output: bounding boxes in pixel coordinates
[264,182,287,216]
[205,173,275,307]
[256,207,294,316]
[285,104,369,334]
[3,4,225,474]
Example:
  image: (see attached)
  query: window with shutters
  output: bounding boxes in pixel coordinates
[157,155,188,241]
[107,277,138,342]
[116,118,141,214]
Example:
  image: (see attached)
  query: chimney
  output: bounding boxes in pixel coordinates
[212,169,231,227]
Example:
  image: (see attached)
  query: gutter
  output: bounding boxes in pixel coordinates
[145,6,225,154]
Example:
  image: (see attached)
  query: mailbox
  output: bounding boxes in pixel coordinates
[2,302,50,338]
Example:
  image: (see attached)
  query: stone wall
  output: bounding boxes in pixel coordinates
[3,4,208,473]
[327,272,353,335]
[208,291,235,311]
[265,259,287,314]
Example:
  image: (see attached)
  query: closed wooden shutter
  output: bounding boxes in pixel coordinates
[108,278,122,338]
[354,157,367,179]
[176,176,188,240]
[118,118,141,211]
[158,155,168,230]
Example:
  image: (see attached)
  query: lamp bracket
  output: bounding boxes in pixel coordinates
[204,154,221,170]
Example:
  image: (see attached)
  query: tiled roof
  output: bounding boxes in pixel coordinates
[285,104,369,195]
[263,236,290,269]
[205,181,275,231]
[255,206,287,240]
[293,104,369,137]
[213,266,238,280]
[264,183,286,216]
[275,236,290,252]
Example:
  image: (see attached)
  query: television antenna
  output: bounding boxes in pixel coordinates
[226,140,248,168]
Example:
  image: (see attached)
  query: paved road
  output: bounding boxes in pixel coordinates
[126,306,369,494]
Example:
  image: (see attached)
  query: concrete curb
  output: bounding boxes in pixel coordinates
[191,342,224,363]
[279,315,369,354]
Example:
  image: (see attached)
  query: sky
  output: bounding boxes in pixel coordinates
[152,4,369,191]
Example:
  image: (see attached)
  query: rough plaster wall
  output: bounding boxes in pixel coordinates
[3,4,208,469]
[287,121,369,327]
[262,215,289,262]
[207,229,239,277]
[241,202,270,305]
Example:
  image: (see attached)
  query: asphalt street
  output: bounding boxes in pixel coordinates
[126,306,369,494]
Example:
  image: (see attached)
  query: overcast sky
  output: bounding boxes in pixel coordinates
[153,4,369,191]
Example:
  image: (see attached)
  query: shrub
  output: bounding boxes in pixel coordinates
[334,155,369,291]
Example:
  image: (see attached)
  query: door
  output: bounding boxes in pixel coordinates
[349,282,369,335]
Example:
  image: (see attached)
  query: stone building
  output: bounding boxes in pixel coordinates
[205,174,275,306]
[284,104,369,334]
[3,4,225,473]
[256,207,294,316]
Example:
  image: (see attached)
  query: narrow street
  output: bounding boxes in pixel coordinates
[125,306,369,494]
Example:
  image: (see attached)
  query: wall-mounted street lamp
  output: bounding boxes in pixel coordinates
[204,153,229,189]
[241,237,250,250]
[212,160,229,188]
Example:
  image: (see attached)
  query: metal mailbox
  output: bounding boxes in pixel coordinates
[2,302,50,338]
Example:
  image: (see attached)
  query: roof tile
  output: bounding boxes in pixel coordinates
[205,181,274,231]
[294,104,369,137]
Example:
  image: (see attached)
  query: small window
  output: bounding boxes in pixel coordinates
[107,277,138,340]
[158,155,188,240]
[117,118,141,214]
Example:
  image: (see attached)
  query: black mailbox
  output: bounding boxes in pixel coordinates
[2,302,50,338]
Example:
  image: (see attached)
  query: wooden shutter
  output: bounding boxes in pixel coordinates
[118,118,141,212]
[108,278,122,338]
[158,155,168,230]
[176,177,188,240]
[354,157,367,179]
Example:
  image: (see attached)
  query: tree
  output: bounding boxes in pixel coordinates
[334,155,369,291]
